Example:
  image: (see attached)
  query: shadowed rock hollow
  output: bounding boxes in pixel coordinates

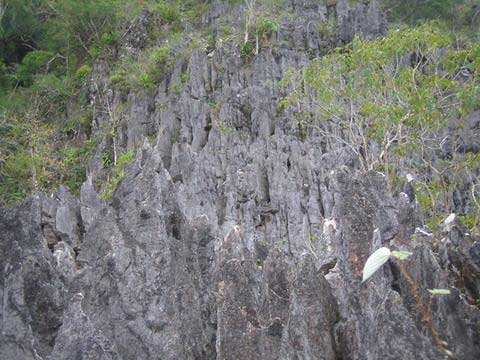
[1,1,479,359]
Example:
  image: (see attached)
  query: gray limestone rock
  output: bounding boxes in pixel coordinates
[1,1,479,359]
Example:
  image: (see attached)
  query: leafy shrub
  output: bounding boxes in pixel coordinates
[256,17,279,38]
[318,16,337,40]
[110,44,173,90]
[384,0,479,38]
[0,149,33,204]
[109,55,141,89]
[100,150,135,199]
[384,0,457,23]
[459,213,480,230]
[75,64,92,83]
[240,42,255,59]
[16,51,54,85]
[45,0,120,58]
[102,150,113,169]
[31,74,72,116]
[0,0,212,205]
[0,60,14,90]
[118,150,135,165]
[100,31,119,46]
[279,23,480,230]
[146,45,170,84]
[59,141,95,194]
[0,0,46,64]
[155,1,180,23]
[138,72,155,90]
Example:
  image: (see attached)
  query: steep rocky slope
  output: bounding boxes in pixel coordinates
[1,1,479,359]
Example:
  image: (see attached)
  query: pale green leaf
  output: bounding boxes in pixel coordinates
[362,247,391,283]
[428,288,451,295]
[391,250,412,260]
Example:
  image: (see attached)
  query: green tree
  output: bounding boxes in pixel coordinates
[279,23,480,230]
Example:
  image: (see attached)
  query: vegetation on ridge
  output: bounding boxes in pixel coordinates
[279,21,480,232]
[0,0,208,205]
[0,0,479,229]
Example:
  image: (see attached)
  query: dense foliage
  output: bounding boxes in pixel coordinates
[279,22,479,231]
[0,0,206,204]
[0,0,126,204]
[384,0,479,27]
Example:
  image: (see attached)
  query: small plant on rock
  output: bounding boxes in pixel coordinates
[240,42,255,60]
[100,150,135,199]
[362,247,412,282]
[362,246,455,357]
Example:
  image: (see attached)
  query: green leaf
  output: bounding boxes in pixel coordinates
[427,289,451,295]
[362,247,391,283]
[391,250,413,260]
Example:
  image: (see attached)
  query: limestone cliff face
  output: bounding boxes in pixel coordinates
[1,1,479,359]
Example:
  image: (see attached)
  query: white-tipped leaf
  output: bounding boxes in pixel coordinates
[428,288,451,295]
[391,250,412,260]
[362,247,391,283]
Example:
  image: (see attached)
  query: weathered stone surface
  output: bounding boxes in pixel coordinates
[1,1,479,359]
[0,196,69,359]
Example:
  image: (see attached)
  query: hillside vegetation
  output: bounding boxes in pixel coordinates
[0,0,479,233]
[0,0,206,203]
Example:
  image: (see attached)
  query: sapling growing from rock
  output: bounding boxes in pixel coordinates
[362,246,455,357]
[362,247,412,282]
[362,246,451,296]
